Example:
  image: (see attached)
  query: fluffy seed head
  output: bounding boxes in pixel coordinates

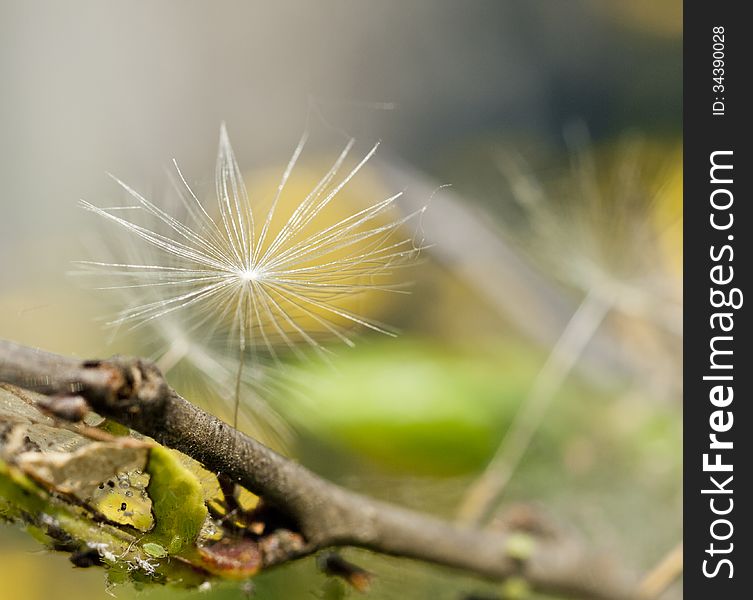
[78,124,425,365]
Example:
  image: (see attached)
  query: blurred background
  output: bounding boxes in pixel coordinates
[1,1,681,599]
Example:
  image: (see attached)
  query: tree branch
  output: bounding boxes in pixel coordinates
[0,338,636,600]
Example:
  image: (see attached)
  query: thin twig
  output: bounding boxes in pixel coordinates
[638,542,682,599]
[0,338,636,600]
[457,288,613,525]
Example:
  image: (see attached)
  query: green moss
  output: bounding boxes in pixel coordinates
[143,542,169,558]
[1,459,132,558]
[1,457,209,587]
[144,446,208,554]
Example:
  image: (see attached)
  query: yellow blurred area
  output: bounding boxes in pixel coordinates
[239,160,408,338]
[0,551,40,600]
[586,139,682,283]
[0,543,105,600]
[653,149,682,278]
[0,280,105,358]
[588,0,682,37]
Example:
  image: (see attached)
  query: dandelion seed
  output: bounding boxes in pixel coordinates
[78,124,425,427]
[458,132,682,524]
[496,130,681,324]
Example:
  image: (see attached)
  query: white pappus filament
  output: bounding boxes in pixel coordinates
[78,124,425,423]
